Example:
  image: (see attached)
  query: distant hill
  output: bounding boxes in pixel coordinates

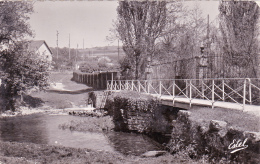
[50,46,126,64]
[78,46,125,62]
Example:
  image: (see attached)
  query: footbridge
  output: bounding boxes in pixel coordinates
[107,78,260,111]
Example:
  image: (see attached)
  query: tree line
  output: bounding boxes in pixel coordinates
[114,0,260,80]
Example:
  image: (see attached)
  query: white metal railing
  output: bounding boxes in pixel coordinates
[107,78,260,110]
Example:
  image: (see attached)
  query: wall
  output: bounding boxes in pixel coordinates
[37,43,52,62]
[90,90,260,163]
[100,91,177,135]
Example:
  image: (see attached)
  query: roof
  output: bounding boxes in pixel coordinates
[28,40,53,54]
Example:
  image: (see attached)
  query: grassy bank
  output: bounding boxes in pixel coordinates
[0,141,210,164]
[59,115,115,132]
[189,107,260,132]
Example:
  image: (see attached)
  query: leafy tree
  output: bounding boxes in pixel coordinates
[0,2,50,111]
[0,1,33,44]
[0,42,51,111]
[154,2,208,79]
[116,0,167,79]
[219,0,259,78]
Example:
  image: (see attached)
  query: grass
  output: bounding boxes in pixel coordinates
[189,107,260,132]
[59,115,115,132]
[0,141,210,164]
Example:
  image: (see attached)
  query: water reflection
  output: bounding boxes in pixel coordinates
[0,114,162,155]
[0,114,48,144]
[105,132,162,156]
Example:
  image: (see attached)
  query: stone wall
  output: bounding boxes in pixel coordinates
[168,110,260,163]
[100,91,177,134]
[89,91,260,163]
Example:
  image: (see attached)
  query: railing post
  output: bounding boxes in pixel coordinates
[185,80,188,96]
[173,80,175,105]
[107,81,109,90]
[243,79,247,110]
[202,79,205,99]
[126,80,129,90]
[131,80,134,91]
[138,81,141,92]
[159,81,162,95]
[114,81,117,90]
[147,80,150,93]
[189,80,192,108]
[119,80,122,90]
[212,80,215,109]
[222,79,225,101]
[173,80,175,97]
[144,80,147,93]
[248,78,252,105]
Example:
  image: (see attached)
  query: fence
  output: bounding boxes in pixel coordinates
[107,78,260,109]
[151,54,258,80]
[73,71,119,90]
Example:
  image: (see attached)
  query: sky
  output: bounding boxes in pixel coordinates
[29,1,221,49]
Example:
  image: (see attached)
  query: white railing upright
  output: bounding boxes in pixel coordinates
[107,78,260,110]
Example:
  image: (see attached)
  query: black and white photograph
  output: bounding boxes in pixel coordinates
[0,0,259,163]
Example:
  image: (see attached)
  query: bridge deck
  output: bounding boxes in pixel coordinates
[150,94,260,116]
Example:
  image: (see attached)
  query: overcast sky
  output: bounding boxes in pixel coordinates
[29,1,221,49]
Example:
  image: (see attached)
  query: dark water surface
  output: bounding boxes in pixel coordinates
[0,114,161,155]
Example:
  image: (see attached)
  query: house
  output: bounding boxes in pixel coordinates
[27,40,53,63]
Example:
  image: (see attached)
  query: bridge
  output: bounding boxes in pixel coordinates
[107,78,260,112]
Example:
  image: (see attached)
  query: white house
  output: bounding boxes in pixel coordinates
[27,40,53,62]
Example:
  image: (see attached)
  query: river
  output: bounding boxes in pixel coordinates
[0,114,162,156]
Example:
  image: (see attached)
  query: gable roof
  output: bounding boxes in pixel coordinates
[28,40,53,54]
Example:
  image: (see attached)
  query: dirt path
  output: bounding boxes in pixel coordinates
[30,72,94,109]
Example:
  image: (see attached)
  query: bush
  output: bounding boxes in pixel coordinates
[105,91,159,113]
[104,91,160,132]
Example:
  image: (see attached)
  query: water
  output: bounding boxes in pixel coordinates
[0,114,162,155]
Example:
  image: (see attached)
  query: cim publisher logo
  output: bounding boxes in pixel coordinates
[228,138,248,153]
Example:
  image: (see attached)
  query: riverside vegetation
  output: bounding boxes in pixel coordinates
[1,72,259,163]
[0,72,209,164]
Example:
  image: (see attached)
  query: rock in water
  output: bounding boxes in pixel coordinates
[141,151,167,157]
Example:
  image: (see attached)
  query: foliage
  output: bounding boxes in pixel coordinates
[0,1,33,44]
[50,47,78,70]
[116,1,167,80]
[0,2,50,111]
[153,2,208,80]
[79,61,99,73]
[98,56,111,68]
[0,42,51,111]
[219,0,260,78]
[106,91,159,113]
[59,116,114,132]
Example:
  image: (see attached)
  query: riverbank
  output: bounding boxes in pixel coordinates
[0,140,209,164]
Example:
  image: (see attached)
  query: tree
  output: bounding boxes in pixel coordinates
[0,42,51,111]
[0,2,50,111]
[219,0,259,78]
[116,0,167,79]
[154,2,208,79]
[0,1,33,44]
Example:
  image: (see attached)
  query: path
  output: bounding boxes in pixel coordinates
[30,72,94,109]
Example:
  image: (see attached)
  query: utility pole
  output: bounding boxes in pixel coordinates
[69,34,70,61]
[56,30,59,59]
[207,14,210,51]
[76,44,78,62]
[118,39,120,60]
